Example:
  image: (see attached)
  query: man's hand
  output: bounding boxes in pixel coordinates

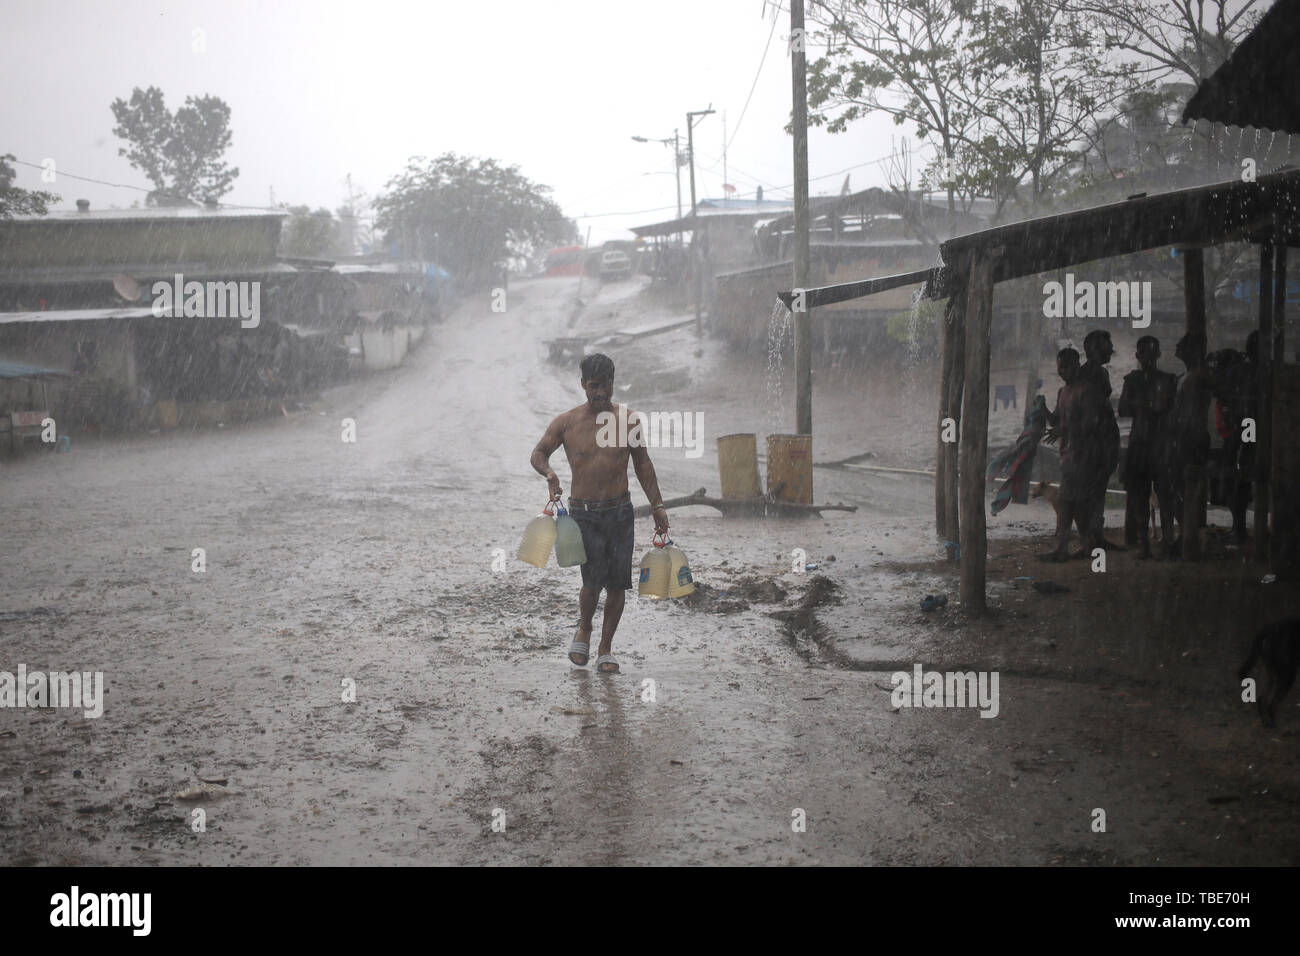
[546,472,562,500]
[652,504,669,535]
[1042,428,1059,446]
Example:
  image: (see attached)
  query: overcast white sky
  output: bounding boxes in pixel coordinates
[4,0,910,245]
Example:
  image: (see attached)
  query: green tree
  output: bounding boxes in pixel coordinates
[280,205,345,259]
[1063,0,1271,325]
[0,153,60,218]
[1073,0,1268,180]
[110,86,239,206]
[806,0,989,234]
[374,153,575,287]
[1076,0,1259,89]
[806,0,1137,223]
[966,0,1138,217]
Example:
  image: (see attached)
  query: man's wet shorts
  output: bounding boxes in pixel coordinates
[568,492,635,590]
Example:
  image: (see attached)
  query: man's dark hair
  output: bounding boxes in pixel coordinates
[1137,335,1160,354]
[1057,347,1080,369]
[1083,329,1112,358]
[580,353,615,383]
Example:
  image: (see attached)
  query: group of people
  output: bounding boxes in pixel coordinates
[1039,327,1259,561]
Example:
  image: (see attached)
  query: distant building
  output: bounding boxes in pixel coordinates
[0,202,437,436]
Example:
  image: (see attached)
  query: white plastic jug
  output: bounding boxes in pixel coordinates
[553,502,588,568]
[637,531,671,599]
[664,539,694,598]
[517,498,558,568]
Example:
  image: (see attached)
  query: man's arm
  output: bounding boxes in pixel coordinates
[530,415,566,499]
[1117,374,1136,419]
[630,437,669,534]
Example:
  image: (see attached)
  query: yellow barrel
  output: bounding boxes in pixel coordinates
[157,399,179,430]
[766,434,813,503]
[717,433,761,499]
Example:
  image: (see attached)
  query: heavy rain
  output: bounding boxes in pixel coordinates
[2,0,1299,894]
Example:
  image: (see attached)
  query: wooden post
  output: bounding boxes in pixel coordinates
[935,293,957,538]
[1023,304,1040,455]
[935,310,952,540]
[1183,247,1206,342]
[944,290,966,555]
[1256,240,1274,558]
[790,0,812,437]
[959,249,998,612]
[1273,242,1286,374]
[1270,240,1288,569]
[1181,245,1208,557]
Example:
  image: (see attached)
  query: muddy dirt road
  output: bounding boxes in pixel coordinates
[2,275,1298,866]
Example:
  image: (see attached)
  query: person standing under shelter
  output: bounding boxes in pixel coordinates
[1161,332,1215,557]
[1040,348,1090,561]
[1118,335,1178,558]
[1220,331,1260,544]
[1078,330,1122,551]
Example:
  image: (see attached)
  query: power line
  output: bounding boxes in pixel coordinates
[9,154,686,225]
[8,156,384,222]
[694,147,908,199]
[9,149,913,231]
[9,158,152,195]
[726,10,782,151]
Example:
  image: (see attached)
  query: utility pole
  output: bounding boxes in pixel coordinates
[631,130,684,242]
[791,0,812,436]
[687,106,714,337]
[343,172,364,256]
[673,130,682,222]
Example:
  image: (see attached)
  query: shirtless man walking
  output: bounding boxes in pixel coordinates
[530,353,670,673]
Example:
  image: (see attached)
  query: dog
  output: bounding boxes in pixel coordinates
[1031,480,1061,516]
[1238,618,1300,727]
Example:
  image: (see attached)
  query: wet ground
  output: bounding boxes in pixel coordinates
[2,274,1298,865]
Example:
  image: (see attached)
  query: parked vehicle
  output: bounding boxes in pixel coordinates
[599,249,632,280]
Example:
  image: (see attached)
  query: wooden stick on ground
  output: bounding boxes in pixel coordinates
[632,487,857,518]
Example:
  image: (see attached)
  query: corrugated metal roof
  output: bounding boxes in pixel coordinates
[777,166,1300,309]
[0,307,159,325]
[0,359,71,378]
[0,263,302,283]
[696,198,795,212]
[631,200,796,238]
[1183,0,1300,134]
[6,207,287,223]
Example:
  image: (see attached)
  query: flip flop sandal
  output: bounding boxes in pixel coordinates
[568,634,590,666]
[595,654,619,674]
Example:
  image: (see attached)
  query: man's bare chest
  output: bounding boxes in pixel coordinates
[564,417,631,464]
